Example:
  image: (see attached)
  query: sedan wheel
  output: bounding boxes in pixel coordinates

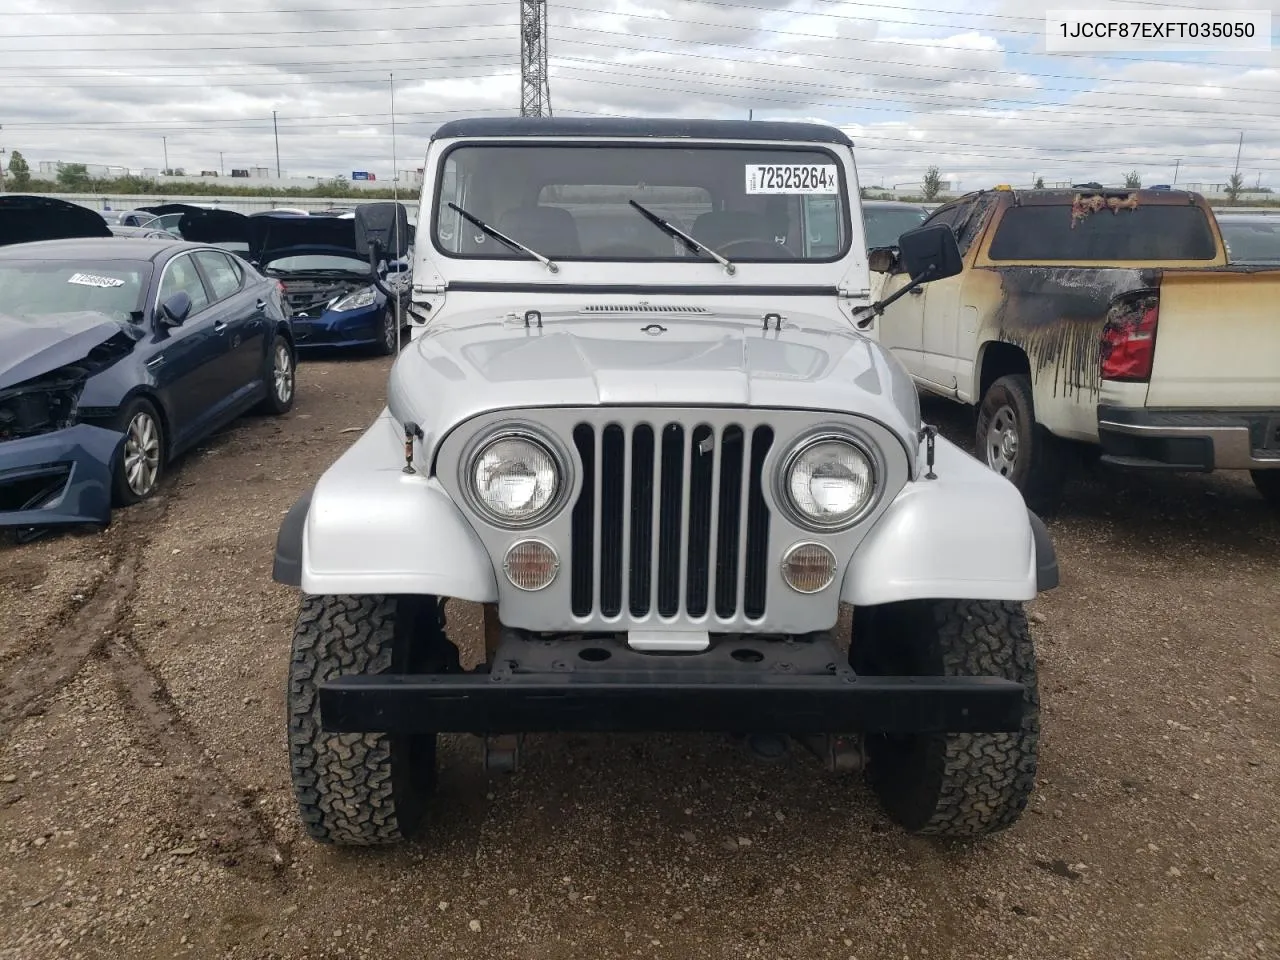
[124,410,161,497]
[274,341,295,405]
[111,397,166,508]
[374,306,400,356]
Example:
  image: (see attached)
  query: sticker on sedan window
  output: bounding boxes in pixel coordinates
[68,272,126,288]
[745,164,839,194]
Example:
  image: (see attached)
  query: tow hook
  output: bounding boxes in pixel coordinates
[483,733,522,774]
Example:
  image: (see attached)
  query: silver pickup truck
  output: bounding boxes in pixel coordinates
[271,117,1059,848]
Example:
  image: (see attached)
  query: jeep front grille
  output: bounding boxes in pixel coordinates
[570,421,774,622]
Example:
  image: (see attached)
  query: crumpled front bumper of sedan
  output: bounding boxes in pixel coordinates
[0,423,123,529]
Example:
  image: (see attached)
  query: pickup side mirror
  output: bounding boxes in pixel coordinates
[867,246,899,274]
[354,202,411,260]
[158,290,192,327]
[897,224,963,284]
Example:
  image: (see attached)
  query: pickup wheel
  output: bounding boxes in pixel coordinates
[1251,470,1280,508]
[851,598,1039,838]
[287,593,455,845]
[976,373,1067,514]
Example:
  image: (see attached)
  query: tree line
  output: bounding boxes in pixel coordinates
[1,152,404,200]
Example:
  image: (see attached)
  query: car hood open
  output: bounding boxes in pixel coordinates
[0,196,112,248]
[174,207,361,265]
[0,311,140,390]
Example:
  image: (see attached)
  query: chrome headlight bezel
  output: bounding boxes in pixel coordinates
[774,429,881,532]
[458,424,573,530]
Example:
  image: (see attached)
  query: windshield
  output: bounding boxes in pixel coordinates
[0,260,150,323]
[864,205,928,248]
[265,254,370,275]
[1220,218,1280,263]
[434,144,850,262]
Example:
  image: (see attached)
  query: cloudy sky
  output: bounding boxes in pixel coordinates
[2,0,1277,190]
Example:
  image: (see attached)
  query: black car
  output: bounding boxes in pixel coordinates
[0,195,296,531]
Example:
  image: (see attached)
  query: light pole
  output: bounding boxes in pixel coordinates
[273,111,281,178]
[219,151,224,177]
[162,136,169,176]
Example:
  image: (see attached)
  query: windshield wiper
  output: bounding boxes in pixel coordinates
[629,199,735,276]
[447,202,558,273]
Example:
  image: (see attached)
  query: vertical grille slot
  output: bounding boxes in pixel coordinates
[714,426,745,619]
[627,425,655,617]
[685,425,715,617]
[568,415,771,623]
[570,424,595,617]
[744,425,774,619]
[657,425,686,617]
[600,425,626,617]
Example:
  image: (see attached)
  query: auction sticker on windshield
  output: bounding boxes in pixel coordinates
[68,272,126,288]
[745,164,839,194]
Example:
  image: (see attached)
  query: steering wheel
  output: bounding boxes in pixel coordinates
[592,243,660,258]
[713,239,797,259]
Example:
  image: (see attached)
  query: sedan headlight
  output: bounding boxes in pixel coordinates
[329,286,377,312]
[468,432,563,527]
[781,434,877,529]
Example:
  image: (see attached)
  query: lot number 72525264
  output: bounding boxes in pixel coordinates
[745,164,840,194]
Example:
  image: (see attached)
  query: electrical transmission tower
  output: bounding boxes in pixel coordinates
[520,0,552,117]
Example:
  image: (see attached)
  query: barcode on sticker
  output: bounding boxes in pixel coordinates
[68,272,125,288]
[745,164,839,194]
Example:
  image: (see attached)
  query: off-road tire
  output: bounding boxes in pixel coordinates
[372,304,400,356]
[287,593,454,845]
[976,373,1068,515]
[851,598,1039,838]
[1251,470,1280,509]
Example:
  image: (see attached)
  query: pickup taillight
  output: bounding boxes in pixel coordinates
[1101,295,1159,382]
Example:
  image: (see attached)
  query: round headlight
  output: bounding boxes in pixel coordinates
[785,437,875,528]
[470,434,561,525]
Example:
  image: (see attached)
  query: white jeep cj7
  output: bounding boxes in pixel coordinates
[272,117,1059,846]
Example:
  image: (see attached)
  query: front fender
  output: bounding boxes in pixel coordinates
[272,411,498,601]
[842,435,1058,606]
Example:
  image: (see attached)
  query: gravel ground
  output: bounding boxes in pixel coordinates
[0,354,1277,960]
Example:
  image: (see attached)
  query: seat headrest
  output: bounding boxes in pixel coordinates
[495,205,581,256]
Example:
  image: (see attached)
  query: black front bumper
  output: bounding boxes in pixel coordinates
[318,632,1026,736]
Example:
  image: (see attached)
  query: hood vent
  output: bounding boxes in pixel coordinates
[581,304,708,314]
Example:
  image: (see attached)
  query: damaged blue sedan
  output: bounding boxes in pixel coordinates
[0,195,296,532]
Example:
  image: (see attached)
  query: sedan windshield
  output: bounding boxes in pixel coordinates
[1220,218,1280,263]
[264,254,370,276]
[863,205,929,249]
[434,144,850,262]
[0,260,150,323]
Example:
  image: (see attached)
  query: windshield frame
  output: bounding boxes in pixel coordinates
[0,258,154,323]
[428,139,854,267]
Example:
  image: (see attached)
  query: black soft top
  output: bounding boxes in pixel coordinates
[430,116,854,146]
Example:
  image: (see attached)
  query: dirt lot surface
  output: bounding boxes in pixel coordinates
[1,354,1277,960]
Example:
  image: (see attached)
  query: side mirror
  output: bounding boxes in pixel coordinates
[354,202,411,260]
[159,291,192,327]
[867,246,899,274]
[897,224,963,284]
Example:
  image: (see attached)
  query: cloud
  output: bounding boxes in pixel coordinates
[0,0,1276,191]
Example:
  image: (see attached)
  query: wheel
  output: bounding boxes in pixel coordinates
[1252,470,1280,508]
[851,598,1039,838]
[287,593,457,845]
[976,373,1067,514]
[254,335,296,415]
[111,396,164,506]
[372,304,401,356]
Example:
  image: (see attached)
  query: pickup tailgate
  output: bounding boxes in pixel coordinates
[1146,267,1280,408]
